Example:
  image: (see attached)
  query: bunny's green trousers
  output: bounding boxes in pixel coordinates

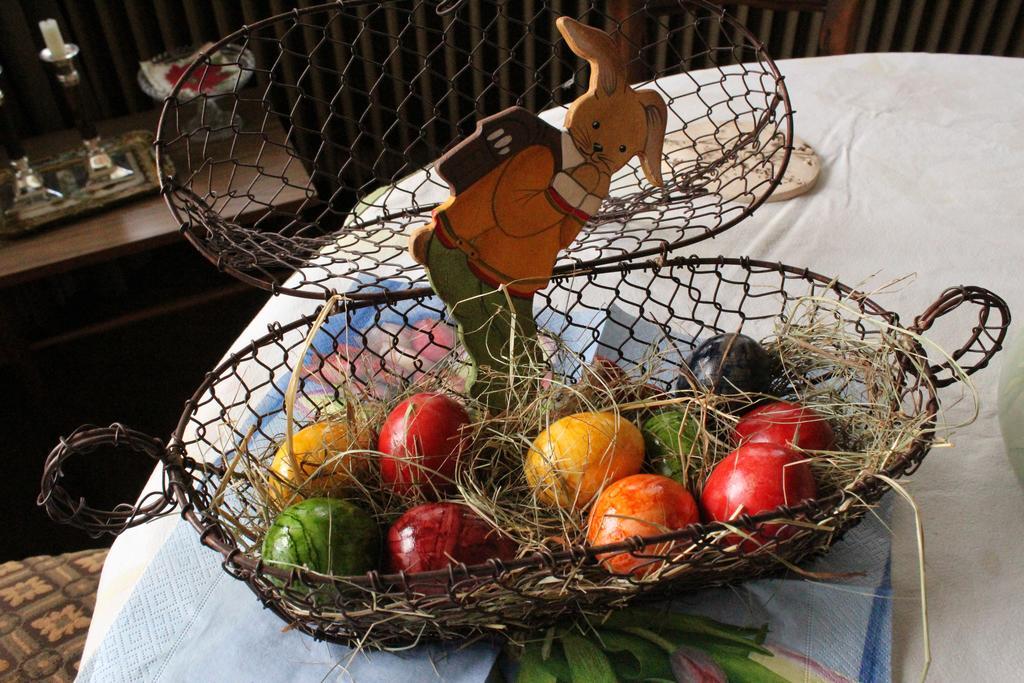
[424,235,540,411]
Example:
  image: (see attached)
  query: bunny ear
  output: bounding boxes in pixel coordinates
[636,89,668,187]
[556,17,624,96]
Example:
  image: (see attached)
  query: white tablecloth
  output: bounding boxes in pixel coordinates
[83,52,1024,681]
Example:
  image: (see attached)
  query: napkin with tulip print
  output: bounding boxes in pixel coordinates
[506,497,892,682]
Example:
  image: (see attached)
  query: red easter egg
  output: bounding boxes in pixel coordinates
[735,400,835,451]
[378,392,471,496]
[386,502,516,574]
[586,474,700,577]
[700,443,818,549]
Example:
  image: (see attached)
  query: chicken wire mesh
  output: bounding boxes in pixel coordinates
[156,0,792,299]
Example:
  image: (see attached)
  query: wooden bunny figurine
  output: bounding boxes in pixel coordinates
[409,17,667,410]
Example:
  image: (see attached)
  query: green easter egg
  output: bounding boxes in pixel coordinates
[262,498,380,582]
[641,410,701,483]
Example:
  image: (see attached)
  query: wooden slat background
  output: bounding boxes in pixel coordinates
[1,0,1021,140]
[1,0,1021,204]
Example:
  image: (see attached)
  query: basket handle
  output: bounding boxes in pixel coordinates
[38,424,177,538]
[910,285,1011,388]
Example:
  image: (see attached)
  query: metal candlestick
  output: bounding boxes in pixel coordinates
[39,43,132,184]
[0,53,166,237]
[0,65,61,205]
[10,156,59,200]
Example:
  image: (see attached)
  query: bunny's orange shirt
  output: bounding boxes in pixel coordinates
[431,133,602,297]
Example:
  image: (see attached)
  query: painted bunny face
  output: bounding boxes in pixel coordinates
[557,17,668,187]
[565,88,651,175]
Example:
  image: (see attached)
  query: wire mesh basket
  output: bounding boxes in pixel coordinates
[41,259,1008,647]
[154,0,793,299]
[38,0,1011,650]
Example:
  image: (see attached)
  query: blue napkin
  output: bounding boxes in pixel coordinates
[670,500,892,682]
[78,518,500,682]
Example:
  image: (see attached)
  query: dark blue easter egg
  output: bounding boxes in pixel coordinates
[678,333,773,396]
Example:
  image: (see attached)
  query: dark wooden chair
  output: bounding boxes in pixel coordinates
[0,548,108,681]
[608,0,865,82]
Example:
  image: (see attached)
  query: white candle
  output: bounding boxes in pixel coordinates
[39,19,67,60]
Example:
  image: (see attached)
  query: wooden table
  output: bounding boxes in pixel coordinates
[0,98,310,287]
[0,98,310,422]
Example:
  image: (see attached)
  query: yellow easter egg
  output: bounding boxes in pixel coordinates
[268,421,373,504]
[525,411,645,510]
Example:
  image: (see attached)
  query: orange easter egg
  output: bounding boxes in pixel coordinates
[586,473,699,576]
